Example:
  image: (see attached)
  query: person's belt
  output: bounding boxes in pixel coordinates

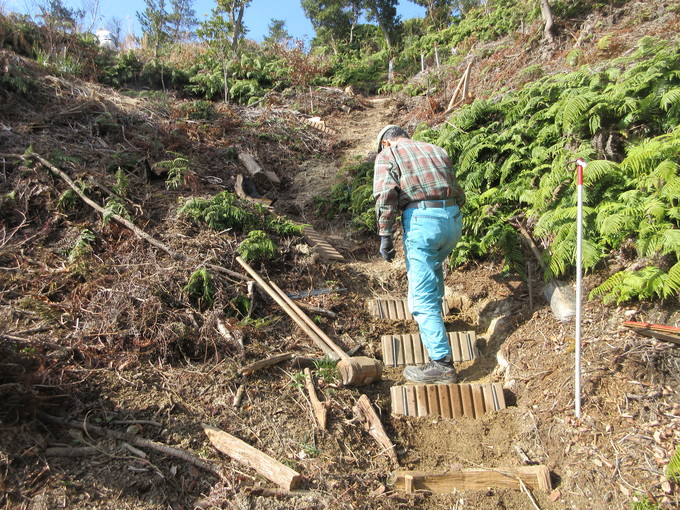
[404,198,457,210]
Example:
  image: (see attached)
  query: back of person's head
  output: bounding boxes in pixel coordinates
[382,126,408,141]
[376,125,409,152]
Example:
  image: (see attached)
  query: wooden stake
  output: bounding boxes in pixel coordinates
[304,368,327,430]
[202,424,301,490]
[353,395,398,464]
[404,474,414,494]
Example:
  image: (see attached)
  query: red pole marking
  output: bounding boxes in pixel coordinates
[575,159,586,185]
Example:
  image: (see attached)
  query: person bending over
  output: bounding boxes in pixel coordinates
[373,125,466,384]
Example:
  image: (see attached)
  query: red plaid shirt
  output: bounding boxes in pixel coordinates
[373,138,466,235]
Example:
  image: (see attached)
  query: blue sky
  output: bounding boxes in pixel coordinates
[6,0,426,42]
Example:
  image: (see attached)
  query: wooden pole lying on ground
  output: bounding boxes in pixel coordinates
[235,257,335,357]
[353,394,398,465]
[304,368,328,430]
[202,424,301,490]
[393,465,552,493]
[268,280,382,387]
[236,257,381,386]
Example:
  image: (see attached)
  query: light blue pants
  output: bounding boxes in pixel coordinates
[402,204,463,361]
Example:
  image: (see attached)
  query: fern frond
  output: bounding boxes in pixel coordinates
[582,160,621,185]
[661,88,680,111]
[662,261,680,299]
[68,228,96,264]
[237,230,277,262]
[184,267,215,307]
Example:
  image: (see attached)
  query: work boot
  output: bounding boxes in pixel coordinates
[403,356,457,384]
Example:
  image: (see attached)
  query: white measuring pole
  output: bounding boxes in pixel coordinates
[575,159,586,419]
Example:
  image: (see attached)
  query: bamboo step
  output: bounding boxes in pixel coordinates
[300,225,344,262]
[390,383,506,419]
[381,331,478,367]
[368,298,449,320]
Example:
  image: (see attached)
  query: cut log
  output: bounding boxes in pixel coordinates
[202,424,301,490]
[393,465,552,493]
[235,174,273,206]
[237,153,281,186]
[353,394,398,464]
[304,368,328,430]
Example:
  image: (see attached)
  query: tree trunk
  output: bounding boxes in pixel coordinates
[540,0,555,42]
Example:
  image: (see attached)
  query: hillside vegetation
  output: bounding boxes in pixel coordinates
[0,1,679,509]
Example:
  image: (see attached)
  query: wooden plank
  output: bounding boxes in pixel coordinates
[426,385,440,417]
[460,384,475,418]
[391,386,404,416]
[438,385,452,418]
[471,384,486,417]
[388,300,398,320]
[403,336,415,366]
[395,336,405,366]
[395,300,405,320]
[466,331,479,357]
[413,335,425,365]
[202,424,301,490]
[493,383,506,410]
[450,332,463,362]
[382,332,478,366]
[405,386,417,417]
[382,336,394,367]
[300,226,344,262]
[415,385,429,417]
[393,465,552,493]
[404,474,414,494]
[482,384,495,413]
[450,384,464,418]
[459,332,472,361]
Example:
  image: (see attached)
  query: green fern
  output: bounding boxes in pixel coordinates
[102,197,130,225]
[112,168,129,197]
[154,151,190,190]
[267,216,305,236]
[237,230,277,263]
[67,228,96,264]
[178,192,260,231]
[183,267,215,307]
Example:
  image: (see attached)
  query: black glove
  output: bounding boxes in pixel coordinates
[379,235,396,262]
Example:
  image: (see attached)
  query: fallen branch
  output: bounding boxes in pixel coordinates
[19,153,248,282]
[38,412,222,479]
[202,423,301,490]
[304,368,328,430]
[45,446,99,457]
[241,353,295,376]
[353,394,398,464]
